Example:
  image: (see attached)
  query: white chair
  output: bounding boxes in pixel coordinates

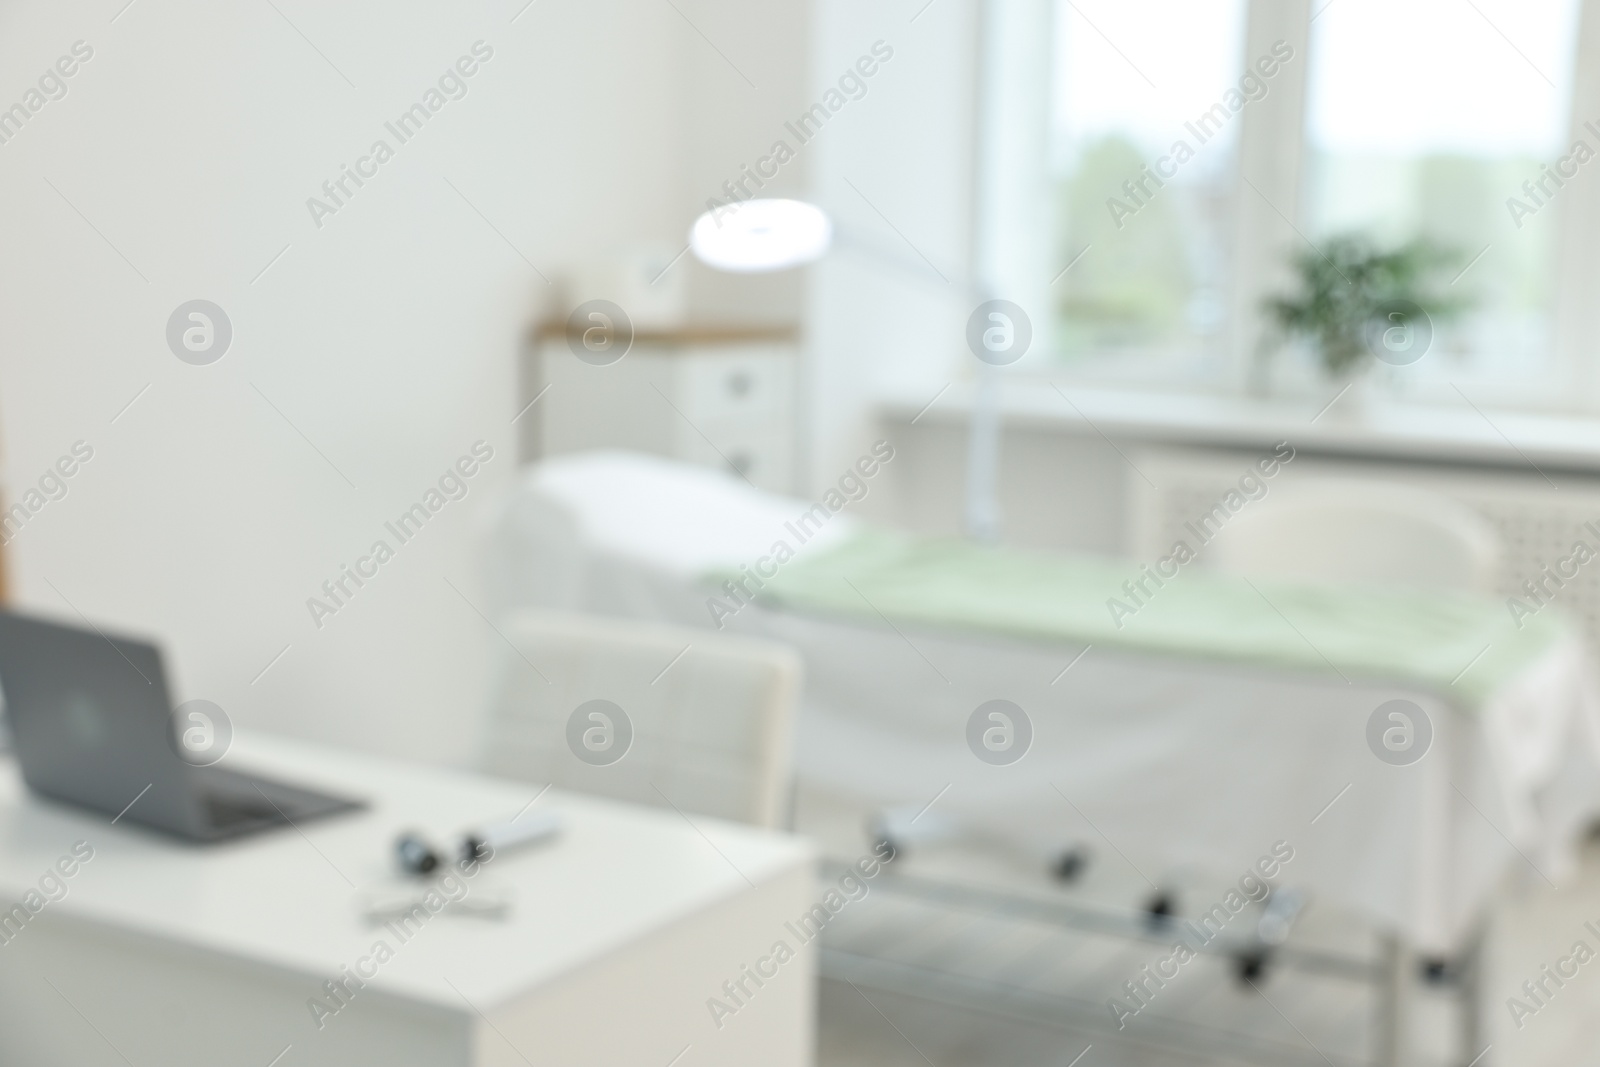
[480,609,801,828]
[1204,479,1501,593]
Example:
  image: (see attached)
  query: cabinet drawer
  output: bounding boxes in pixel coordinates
[673,426,794,494]
[678,350,792,423]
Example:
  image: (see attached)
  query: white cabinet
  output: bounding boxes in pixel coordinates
[525,326,799,494]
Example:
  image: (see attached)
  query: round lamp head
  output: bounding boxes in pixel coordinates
[689,198,832,273]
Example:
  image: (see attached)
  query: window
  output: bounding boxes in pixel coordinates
[1303,0,1580,402]
[1047,0,1248,384]
[1014,0,1600,409]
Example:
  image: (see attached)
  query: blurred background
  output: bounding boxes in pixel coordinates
[6,1,1600,1065]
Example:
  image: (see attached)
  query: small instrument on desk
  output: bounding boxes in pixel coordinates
[459,808,563,863]
[375,810,562,926]
[393,808,563,876]
[395,831,442,876]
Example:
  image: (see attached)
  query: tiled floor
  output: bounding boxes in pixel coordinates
[819,976,1216,1067]
[1489,845,1600,1067]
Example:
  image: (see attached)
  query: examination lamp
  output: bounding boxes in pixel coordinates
[688,198,833,273]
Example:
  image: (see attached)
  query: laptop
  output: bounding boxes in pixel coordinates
[0,610,362,842]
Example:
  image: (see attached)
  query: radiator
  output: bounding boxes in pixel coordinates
[1126,445,1600,656]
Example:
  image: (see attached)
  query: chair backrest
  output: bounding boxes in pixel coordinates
[1204,479,1501,593]
[480,610,801,828]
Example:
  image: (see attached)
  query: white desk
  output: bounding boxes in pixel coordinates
[0,733,816,1066]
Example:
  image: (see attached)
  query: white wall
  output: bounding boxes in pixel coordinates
[677,0,814,326]
[801,0,979,494]
[0,0,745,765]
[882,413,1131,553]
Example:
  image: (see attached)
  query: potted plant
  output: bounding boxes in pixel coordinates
[1261,234,1468,401]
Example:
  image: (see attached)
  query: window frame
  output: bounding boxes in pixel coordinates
[1007,0,1600,413]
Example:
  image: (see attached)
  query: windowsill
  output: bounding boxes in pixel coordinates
[880,382,1600,474]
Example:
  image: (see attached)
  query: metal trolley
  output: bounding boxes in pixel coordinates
[815,853,1485,1067]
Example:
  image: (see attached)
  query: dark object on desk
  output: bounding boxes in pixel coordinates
[1051,846,1090,883]
[395,830,442,875]
[1143,889,1177,929]
[393,811,563,878]
[458,807,562,864]
[0,610,363,842]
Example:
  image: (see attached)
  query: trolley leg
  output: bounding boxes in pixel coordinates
[1374,934,1410,1067]
[1459,922,1489,1067]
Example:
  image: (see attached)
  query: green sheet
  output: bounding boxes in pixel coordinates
[732,527,1565,708]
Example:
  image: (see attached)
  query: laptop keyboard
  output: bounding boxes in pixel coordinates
[203,794,281,828]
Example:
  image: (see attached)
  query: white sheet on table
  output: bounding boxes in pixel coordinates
[509,451,856,574]
[491,452,1600,952]
[486,451,856,621]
